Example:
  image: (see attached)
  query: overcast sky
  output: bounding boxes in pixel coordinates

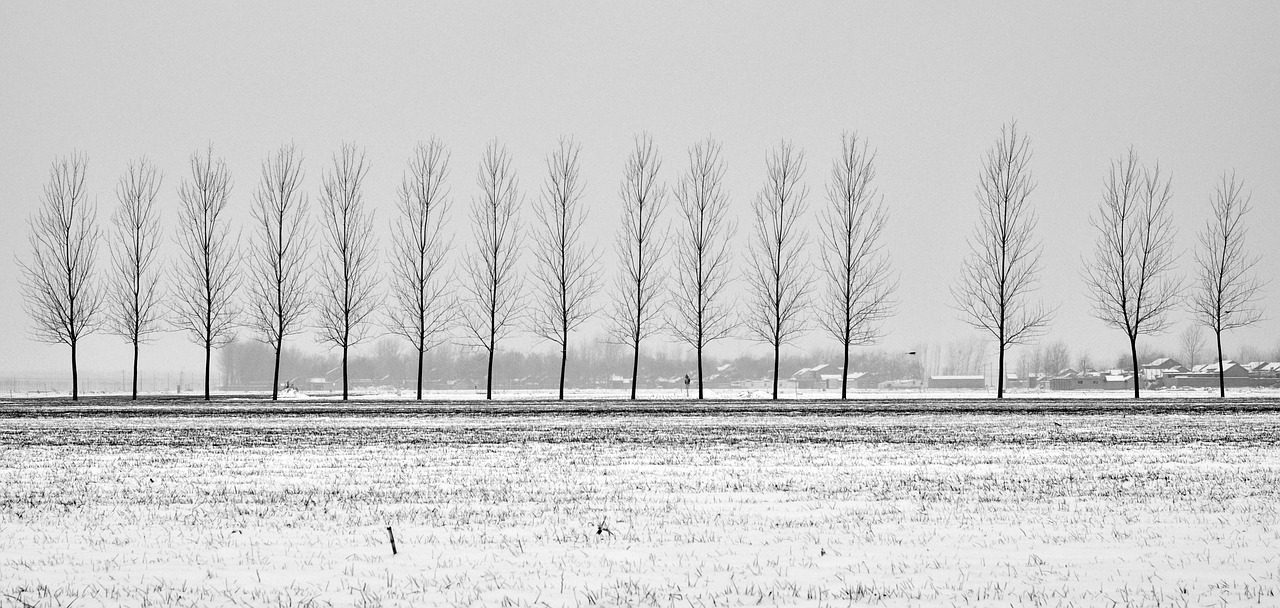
[2,1,1278,380]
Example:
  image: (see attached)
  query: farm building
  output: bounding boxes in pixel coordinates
[791,364,832,389]
[1049,370,1134,391]
[814,371,879,390]
[792,365,880,390]
[878,378,923,389]
[1164,360,1279,388]
[926,375,985,389]
[1243,361,1271,374]
[1022,373,1047,389]
[1140,358,1186,382]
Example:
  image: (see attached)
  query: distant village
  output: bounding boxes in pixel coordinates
[205,339,1280,395]
[792,358,1280,392]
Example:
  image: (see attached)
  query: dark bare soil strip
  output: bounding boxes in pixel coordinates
[2,396,1280,418]
[2,397,1278,450]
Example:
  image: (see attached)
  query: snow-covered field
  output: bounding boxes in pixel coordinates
[1,399,1278,606]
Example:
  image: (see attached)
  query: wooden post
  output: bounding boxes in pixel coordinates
[387,526,397,555]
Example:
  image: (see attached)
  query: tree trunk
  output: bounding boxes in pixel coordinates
[996,343,1005,399]
[132,342,139,400]
[558,344,567,401]
[696,345,704,400]
[1129,336,1140,399]
[772,342,780,400]
[416,344,424,401]
[629,343,640,400]
[71,340,79,402]
[841,343,850,400]
[485,346,494,400]
[271,344,282,401]
[1216,329,1225,398]
[204,341,211,401]
[342,345,349,401]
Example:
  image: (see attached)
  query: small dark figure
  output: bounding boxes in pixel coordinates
[684,374,691,397]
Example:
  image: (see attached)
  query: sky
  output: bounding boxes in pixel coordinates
[1,1,1278,382]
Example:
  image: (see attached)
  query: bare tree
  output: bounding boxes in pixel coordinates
[818,132,896,399]
[173,145,240,401]
[530,137,600,400]
[668,137,735,399]
[943,337,988,375]
[1017,345,1044,380]
[1178,325,1206,368]
[1042,339,1071,375]
[1236,344,1265,364]
[608,134,668,400]
[246,144,311,401]
[952,124,1051,398]
[18,152,103,401]
[460,140,524,400]
[1076,352,1094,373]
[106,159,166,400]
[746,141,811,400]
[387,139,456,400]
[1083,149,1182,398]
[1189,172,1264,397]
[316,144,380,400]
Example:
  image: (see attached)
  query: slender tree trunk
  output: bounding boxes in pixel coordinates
[416,344,424,401]
[1216,330,1225,398]
[997,344,1005,399]
[71,340,79,402]
[485,346,495,400]
[204,342,211,401]
[271,345,281,401]
[630,343,640,400]
[342,345,349,401]
[696,345,704,400]
[772,342,780,400]
[486,310,496,400]
[558,345,567,401]
[132,342,139,400]
[841,343,850,400]
[1129,336,1140,399]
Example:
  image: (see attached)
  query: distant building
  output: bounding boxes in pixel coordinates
[1204,360,1248,376]
[1103,374,1135,390]
[879,378,923,390]
[1140,358,1185,382]
[792,365,881,390]
[926,375,985,389]
[1163,359,1278,388]
[1023,373,1047,389]
[816,371,880,390]
[791,364,832,390]
[1243,361,1271,374]
[1049,370,1133,390]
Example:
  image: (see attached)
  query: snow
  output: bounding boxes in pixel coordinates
[1,401,1278,606]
